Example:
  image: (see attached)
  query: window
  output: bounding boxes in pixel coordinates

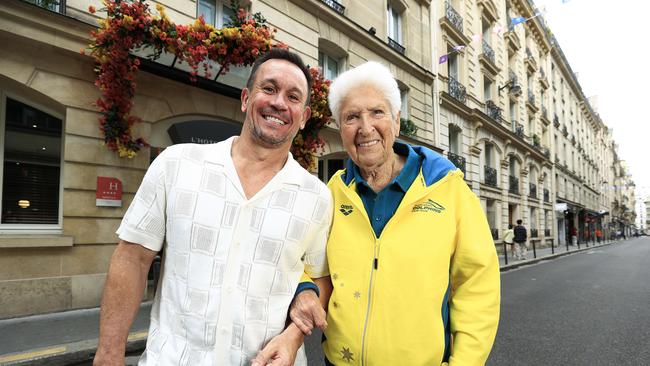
[318,51,340,80]
[483,76,492,101]
[317,156,345,183]
[26,0,64,13]
[449,128,460,154]
[485,143,493,167]
[1,97,63,226]
[198,0,236,28]
[448,48,459,80]
[399,86,409,119]
[387,2,402,44]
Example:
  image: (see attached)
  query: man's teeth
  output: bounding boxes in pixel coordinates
[358,140,379,147]
[265,116,286,125]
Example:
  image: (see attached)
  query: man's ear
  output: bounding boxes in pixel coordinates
[241,88,250,113]
[300,106,312,130]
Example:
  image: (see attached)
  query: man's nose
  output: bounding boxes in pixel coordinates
[270,92,288,110]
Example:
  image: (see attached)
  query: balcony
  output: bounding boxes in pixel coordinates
[447,151,466,175]
[444,0,464,34]
[544,188,550,202]
[529,182,537,199]
[531,228,539,238]
[539,67,549,89]
[388,37,406,55]
[448,76,467,104]
[491,228,499,240]
[526,90,538,112]
[509,175,519,194]
[513,122,525,139]
[484,165,497,187]
[525,47,538,73]
[544,229,551,237]
[320,0,345,15]
[485,100,501,121]
[482,40,496,64]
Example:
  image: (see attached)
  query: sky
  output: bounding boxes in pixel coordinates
[532,0,650,209]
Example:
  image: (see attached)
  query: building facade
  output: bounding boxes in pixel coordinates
[0,0,634,318]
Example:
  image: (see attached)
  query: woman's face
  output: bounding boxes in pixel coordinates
[338,86,400,172]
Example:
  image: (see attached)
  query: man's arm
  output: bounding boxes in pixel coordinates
[253,276,332,365]
[93,240,158,366]
[290,275,332,335]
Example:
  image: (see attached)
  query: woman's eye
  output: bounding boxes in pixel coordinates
[373,109,385,117]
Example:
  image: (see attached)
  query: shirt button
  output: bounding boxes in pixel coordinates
[375,216,381,221]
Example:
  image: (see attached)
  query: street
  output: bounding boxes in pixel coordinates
[488,237,650,365]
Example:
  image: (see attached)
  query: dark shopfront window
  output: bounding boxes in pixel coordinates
[1,98,62,225]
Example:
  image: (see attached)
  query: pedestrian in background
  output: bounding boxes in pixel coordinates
[503,224,515,258]
[514,219,528,260]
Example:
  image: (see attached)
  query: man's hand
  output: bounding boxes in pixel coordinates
[289,289,326,335]
[251,323,304,366]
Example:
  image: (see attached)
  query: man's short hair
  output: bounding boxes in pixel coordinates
[516,219,523,225]
[328,61,401,123]
[245,48,312,105]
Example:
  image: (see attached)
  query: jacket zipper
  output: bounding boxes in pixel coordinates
[361,238,380,366]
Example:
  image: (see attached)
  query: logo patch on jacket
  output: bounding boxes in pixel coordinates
[339,204,354,216]
[412,199,445,213]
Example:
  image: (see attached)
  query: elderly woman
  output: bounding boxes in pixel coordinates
[256,62,500,366]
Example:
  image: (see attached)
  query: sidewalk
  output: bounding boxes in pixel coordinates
[0,239,624,365]
[498,238,620,270]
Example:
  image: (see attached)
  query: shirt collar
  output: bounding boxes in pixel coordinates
[352,141,420,193]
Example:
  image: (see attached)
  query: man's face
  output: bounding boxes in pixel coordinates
[339,85,400,171]
[240,59,311,148]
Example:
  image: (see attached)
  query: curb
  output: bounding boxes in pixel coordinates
[0,331,147,366]
[500,240,619,272]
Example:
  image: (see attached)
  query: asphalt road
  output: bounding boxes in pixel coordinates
[487,236,650,366]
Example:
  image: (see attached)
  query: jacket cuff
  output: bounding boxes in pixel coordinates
[294,281,320,298]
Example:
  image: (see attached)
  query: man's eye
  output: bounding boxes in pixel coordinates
[289,94,300,102]
[263,86,274,93]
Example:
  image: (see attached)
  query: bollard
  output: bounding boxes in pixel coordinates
[503,242,509,265]
[532,240,537,258]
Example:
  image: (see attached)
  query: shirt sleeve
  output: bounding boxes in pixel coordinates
[116,152,168,252]
[302,189,334,279]
[448,182,501,365]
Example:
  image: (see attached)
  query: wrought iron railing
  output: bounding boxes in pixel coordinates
[447,151,466,175]
[544,188,550,202]
[448,76,467,104]
[482,40,496,64]
[445,0,464,33]
[531,228,538,238]
[541,147,550,158]
[514,123,525,139]
[388,37,405,55]
[320,0,345,14]
[544,229,551,237]
[509,175,519,194]
[529,182,537,198]
[484,166,497,187]
[29,0,65,12]
[562,125,568,136]
[491,228,499,240]
[485,100,501,121]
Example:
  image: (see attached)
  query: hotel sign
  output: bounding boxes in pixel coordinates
[96,177,123,207]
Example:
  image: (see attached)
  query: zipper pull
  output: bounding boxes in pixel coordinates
[374,258,378,269]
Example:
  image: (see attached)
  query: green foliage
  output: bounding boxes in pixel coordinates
[400,117,418,137]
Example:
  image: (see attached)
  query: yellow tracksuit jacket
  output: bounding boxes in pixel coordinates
[322,146,500,366]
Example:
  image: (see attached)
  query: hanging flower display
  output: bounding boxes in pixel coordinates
[87,0,331,170]
[87,0,276,158]
[291,67,332,172]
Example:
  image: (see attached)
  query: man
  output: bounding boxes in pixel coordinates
[514,219,528,260]
[259,61,500,365]
[93,48,332,366]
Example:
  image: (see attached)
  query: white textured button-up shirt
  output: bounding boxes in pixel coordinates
[117,137,332,365]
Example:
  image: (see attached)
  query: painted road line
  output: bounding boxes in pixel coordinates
[0,346,67,363]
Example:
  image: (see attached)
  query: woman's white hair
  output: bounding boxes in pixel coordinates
[328,61,401,123]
